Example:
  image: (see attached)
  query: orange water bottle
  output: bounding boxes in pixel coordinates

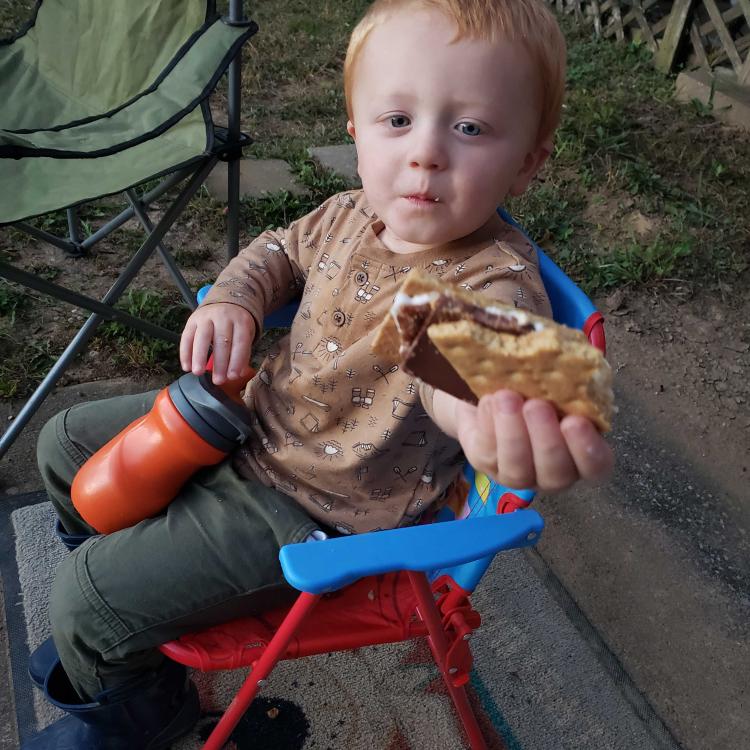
[71,372,254,534]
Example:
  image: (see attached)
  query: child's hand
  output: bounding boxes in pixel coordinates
[180,303,257,385]
[455,390,614,492]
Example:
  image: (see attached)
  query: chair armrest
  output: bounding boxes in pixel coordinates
[279,510,544,594]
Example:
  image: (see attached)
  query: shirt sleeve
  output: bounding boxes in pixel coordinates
[200,227,302,341]
[471,230,552,320]
[199,195,340,340]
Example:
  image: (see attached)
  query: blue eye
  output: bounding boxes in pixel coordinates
[390,115,410,128]
[457,122,481,136]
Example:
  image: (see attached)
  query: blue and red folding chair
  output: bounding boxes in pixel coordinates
[159,210,607,750]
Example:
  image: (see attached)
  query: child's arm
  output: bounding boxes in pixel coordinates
[179,194,349,384]
[431,388,613,492]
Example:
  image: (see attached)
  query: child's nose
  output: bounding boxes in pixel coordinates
[408,129,446,171]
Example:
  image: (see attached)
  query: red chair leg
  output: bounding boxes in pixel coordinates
[407,572,487,750]
[202,591,321,750]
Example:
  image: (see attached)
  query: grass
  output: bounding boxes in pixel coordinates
[239,158,351,235]
[98,290,190,375]
[206,0,370,162]
[0,334,56,398]
[0,280,28,322]
[508,23,750,295]
[2,2,750,399]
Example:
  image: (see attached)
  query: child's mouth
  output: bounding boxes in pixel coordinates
[404,194,441,206]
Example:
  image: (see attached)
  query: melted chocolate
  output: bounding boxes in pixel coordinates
[395,294,535,403]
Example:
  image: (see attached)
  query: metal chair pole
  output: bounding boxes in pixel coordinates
[202,591,321,750]
[226,0,244,261]
[408,571,487,750]
[66,207,81,249]
[0,158,217,459]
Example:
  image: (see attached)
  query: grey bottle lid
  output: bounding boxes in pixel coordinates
[168,373,254,453]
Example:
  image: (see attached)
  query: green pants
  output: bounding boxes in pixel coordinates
[37,389,319,701]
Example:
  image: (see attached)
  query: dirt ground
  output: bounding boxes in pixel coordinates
[601,283,749,503]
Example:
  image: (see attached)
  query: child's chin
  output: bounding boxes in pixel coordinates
[386,218,455,245]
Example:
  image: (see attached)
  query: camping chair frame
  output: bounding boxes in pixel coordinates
[0,0,253,459]
[160,216,607,750]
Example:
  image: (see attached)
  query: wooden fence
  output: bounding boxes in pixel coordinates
[549,0,750,85]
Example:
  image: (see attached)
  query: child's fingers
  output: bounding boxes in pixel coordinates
[179,320,196,371]
[522,399,578,492]
[226,322,253,380]
[560,415,614,482]
[209,327,233,384]
[486,391,534,489]
[191,321,215,376]
[455,400,494,472]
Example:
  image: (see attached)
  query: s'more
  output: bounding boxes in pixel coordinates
[372,270,614,432]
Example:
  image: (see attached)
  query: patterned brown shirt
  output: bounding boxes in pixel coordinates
[202,190,552,534]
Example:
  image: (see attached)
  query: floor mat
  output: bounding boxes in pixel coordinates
[1,493,677,749]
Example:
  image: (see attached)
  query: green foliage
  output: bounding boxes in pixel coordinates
[0,281,27,322]
[292,157,352,199]
[239,159,351,234]
[0,1,35,38]
[588,238,694,291]
[535,17,750,294]
[0,325,57,398]
[507,183,581,250]
[181,187,227,240]
[242,0,370,160]
[99,290,189,371]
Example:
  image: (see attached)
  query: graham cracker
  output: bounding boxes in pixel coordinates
[428,320,613,432]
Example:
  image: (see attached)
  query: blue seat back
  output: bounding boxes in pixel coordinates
[497,207,595,330]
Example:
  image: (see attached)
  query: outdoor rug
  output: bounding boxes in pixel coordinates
[1,492,682,750]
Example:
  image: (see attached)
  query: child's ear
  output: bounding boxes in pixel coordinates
[346,120,356,140]
[508,138,552,197]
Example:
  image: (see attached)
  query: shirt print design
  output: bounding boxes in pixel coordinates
[204,190,552,534]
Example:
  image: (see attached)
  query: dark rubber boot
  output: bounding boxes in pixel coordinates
[22,657,200,749]
[54,518,92,551]
[28,638,58,690]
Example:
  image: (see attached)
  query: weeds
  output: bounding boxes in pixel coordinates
[240,0,369,160]
[99,290,189,372]
[590,238,694,290]
[180,187,227,241]
[514,18,750,295]
[507,183,582,250]
[0,326,57,398]
[0,281,27,322]
[240,158,351,234]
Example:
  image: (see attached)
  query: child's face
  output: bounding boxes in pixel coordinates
[347,7,550,254]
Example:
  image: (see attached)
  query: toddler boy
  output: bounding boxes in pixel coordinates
[27,1,613,747]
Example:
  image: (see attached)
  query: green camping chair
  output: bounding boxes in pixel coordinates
[0,0,257,458]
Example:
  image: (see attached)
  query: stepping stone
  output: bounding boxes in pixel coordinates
[205,159,309,201]
[308,144,360,186]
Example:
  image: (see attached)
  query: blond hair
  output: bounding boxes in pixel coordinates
[344,0,566,143]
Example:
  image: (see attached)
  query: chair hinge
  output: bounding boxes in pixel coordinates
[214,131,253,162]
[65,242,86,258]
